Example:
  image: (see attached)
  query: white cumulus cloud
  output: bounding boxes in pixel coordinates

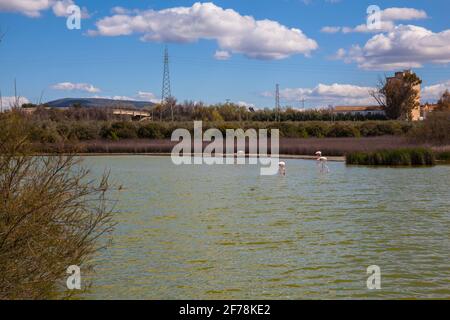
[322,7,427,34]
[52,82,100,93]
[422,81,450,101]
[88,2,318,60]
[236,101,256,108]
[0,0,51,17]
[262,83,377,107]
[320,26,341,34]
[0,96,30,109]
[93,92,160,103]
[136,91,160,103]
[52,0,89,18]
[382,7,428,21]
[335,25,450,70]
[214,50,231,60]
[0,0,89,18]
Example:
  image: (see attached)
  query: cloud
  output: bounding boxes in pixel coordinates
[422,81,450,101]
[92,95,136,101]
[0,96,30,109]
[236,101,255,108]
[262,83,377,107]
[341,21,395,34]
[382,7,427,21]
[88,2,318,60]
[335,25,450,70]
[136,91,160,103]
[136,91,156,100]
[52,0,90,18]
[322,7,427,34]
[0,0,89,18]
[93,91,160,103]
[52,82,100,93]
[320,26,341,34]
[0,0,51,17]
[214,50,231,60]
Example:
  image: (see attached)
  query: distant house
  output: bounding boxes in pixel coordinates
[333,70,425,121]
[386,70,421,121]
[333,105,385,117]
[421,103,438,120]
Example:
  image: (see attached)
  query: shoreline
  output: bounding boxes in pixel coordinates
[62,152,347,162]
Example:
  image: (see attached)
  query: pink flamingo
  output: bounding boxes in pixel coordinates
[315,151,329,173]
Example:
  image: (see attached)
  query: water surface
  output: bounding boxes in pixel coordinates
[83,156,450,299]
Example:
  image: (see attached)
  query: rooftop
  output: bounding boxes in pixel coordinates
[334,106,383,112]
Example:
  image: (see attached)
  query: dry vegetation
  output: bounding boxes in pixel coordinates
[0,113,116,299]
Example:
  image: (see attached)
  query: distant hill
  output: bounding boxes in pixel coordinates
[45,98,155,109]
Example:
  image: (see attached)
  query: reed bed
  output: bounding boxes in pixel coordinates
[346,148,436,166]
[35,136,435,157]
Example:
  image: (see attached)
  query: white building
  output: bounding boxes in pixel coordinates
[333,106,385,117]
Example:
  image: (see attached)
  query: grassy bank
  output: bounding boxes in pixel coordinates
[436,151,450,163]
[346,148,436,166]
[24,119,415,142]
[35,136,438,157]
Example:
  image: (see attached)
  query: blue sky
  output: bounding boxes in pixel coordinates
[0,0,449,108]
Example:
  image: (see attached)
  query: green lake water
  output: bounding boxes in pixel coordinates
[81,156,450,299]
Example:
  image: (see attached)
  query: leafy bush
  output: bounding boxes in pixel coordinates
[305,122,328,138]
[346,148,435,166]
[436,151,450,162]
[278,122,301,138]
[410,112,450,145]
[69,123,99,141]
[28,122,61,144]
[137,123,166,139]
[327,123,361,137]
[101,122,138,140]
[358,122,381,137]
[375,122,403,135]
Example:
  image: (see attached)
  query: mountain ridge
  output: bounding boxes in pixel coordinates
[45,98,155,109]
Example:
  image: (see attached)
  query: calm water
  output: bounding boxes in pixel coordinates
[82,156,450,299]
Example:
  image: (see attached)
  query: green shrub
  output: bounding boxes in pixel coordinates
[305,122,328,138]
[100,122,138,140]
[327,123,360,137]
[359,122,381,137]
[295,124,309,138]
[375,122,403,135]
[278,122,301,138]
[69,123,99,141]
[28,122,61,144]
[56,123,71,139]
[137,123,166,139]
[346,148,435,166]
[436,151,450,162]
[410,112,450,145]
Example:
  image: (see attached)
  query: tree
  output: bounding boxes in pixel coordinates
[165,96,177,122]
[0,112,116,299]
[436,90,450,111]
[411,111,450,145]
[371,72,422,120]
